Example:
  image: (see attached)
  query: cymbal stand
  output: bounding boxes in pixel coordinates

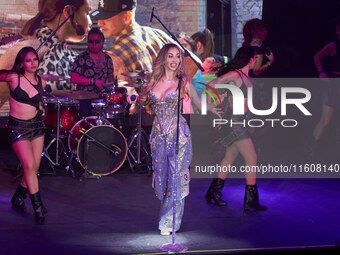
[65,151,76,178]
[64,130,97,180]
[127,102,152,174]
[42,99,71,175]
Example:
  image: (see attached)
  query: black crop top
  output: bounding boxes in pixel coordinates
[10,74,43,109]
[235,70,249,96]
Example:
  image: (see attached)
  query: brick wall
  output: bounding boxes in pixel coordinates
[231,0,263,55]
[0,0,37,36]
[135,0,206,37]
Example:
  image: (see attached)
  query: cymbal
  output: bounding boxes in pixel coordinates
[40,74,70,81]
[123,83,143,88]
[50,90,98,100]
[0,34,23,47]
[121,71,148,80]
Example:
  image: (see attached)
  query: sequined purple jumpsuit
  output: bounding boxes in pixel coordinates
[149,90,191,232]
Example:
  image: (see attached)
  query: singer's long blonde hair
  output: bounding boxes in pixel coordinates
[141,43,188,101]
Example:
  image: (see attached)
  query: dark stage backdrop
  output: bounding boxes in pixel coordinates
[263,0,340,78]
[207,0,232,58]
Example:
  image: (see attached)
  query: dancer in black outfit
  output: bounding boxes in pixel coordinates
[0,47,47,223]
[312,19,340,145]
[205,46,267,212]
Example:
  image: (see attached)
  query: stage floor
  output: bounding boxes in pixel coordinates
[1,137,340,255]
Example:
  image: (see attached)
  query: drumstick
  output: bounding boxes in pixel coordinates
[105,80,128,86]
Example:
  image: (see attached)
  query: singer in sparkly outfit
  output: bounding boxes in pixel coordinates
[140,44,220,235]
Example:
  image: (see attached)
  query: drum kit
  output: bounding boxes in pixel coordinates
[41,71,151,178]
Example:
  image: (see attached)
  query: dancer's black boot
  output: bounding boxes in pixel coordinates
[244,184,267,212]
[11,184,28,212]
[30,192,47,224]
[205,178,227,206]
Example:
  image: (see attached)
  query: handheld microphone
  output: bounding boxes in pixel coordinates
[71,6,85,36]
[130,95,137,101]
[150,7,155,22]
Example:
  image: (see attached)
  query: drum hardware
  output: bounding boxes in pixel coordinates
[102,86,128,124]
[121,70,149,80]
[121,71,147,96]
[43,89,52,97]
[123,83,142,88]
[104,80,128,88]
[127,102,152,174]
[82,135,98,179]
[64,152,76,178]
[79,129,121,156]
[91,99,107,119]
[42,98,73,175]
[91,99,126,128]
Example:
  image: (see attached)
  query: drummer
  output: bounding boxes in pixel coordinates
[70,27,114,117]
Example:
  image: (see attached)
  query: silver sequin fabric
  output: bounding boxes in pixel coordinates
[148,90,192,231]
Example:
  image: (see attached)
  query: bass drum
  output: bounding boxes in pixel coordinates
[68,116,127,176]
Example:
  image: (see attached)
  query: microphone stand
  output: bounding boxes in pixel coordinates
[36,13,73,52]
[159,74,187,253]
[151,11,204,73]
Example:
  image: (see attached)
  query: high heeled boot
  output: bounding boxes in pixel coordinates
[11,184,28,212]
[205,178,227,206]
[244,184,267,212]
[30,192,47,224]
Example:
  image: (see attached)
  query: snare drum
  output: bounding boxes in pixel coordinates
[68,116,127,175]
[91,99,106,116]
[44,97,79,133]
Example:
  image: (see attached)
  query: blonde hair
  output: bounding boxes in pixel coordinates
[141,43,188,101]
